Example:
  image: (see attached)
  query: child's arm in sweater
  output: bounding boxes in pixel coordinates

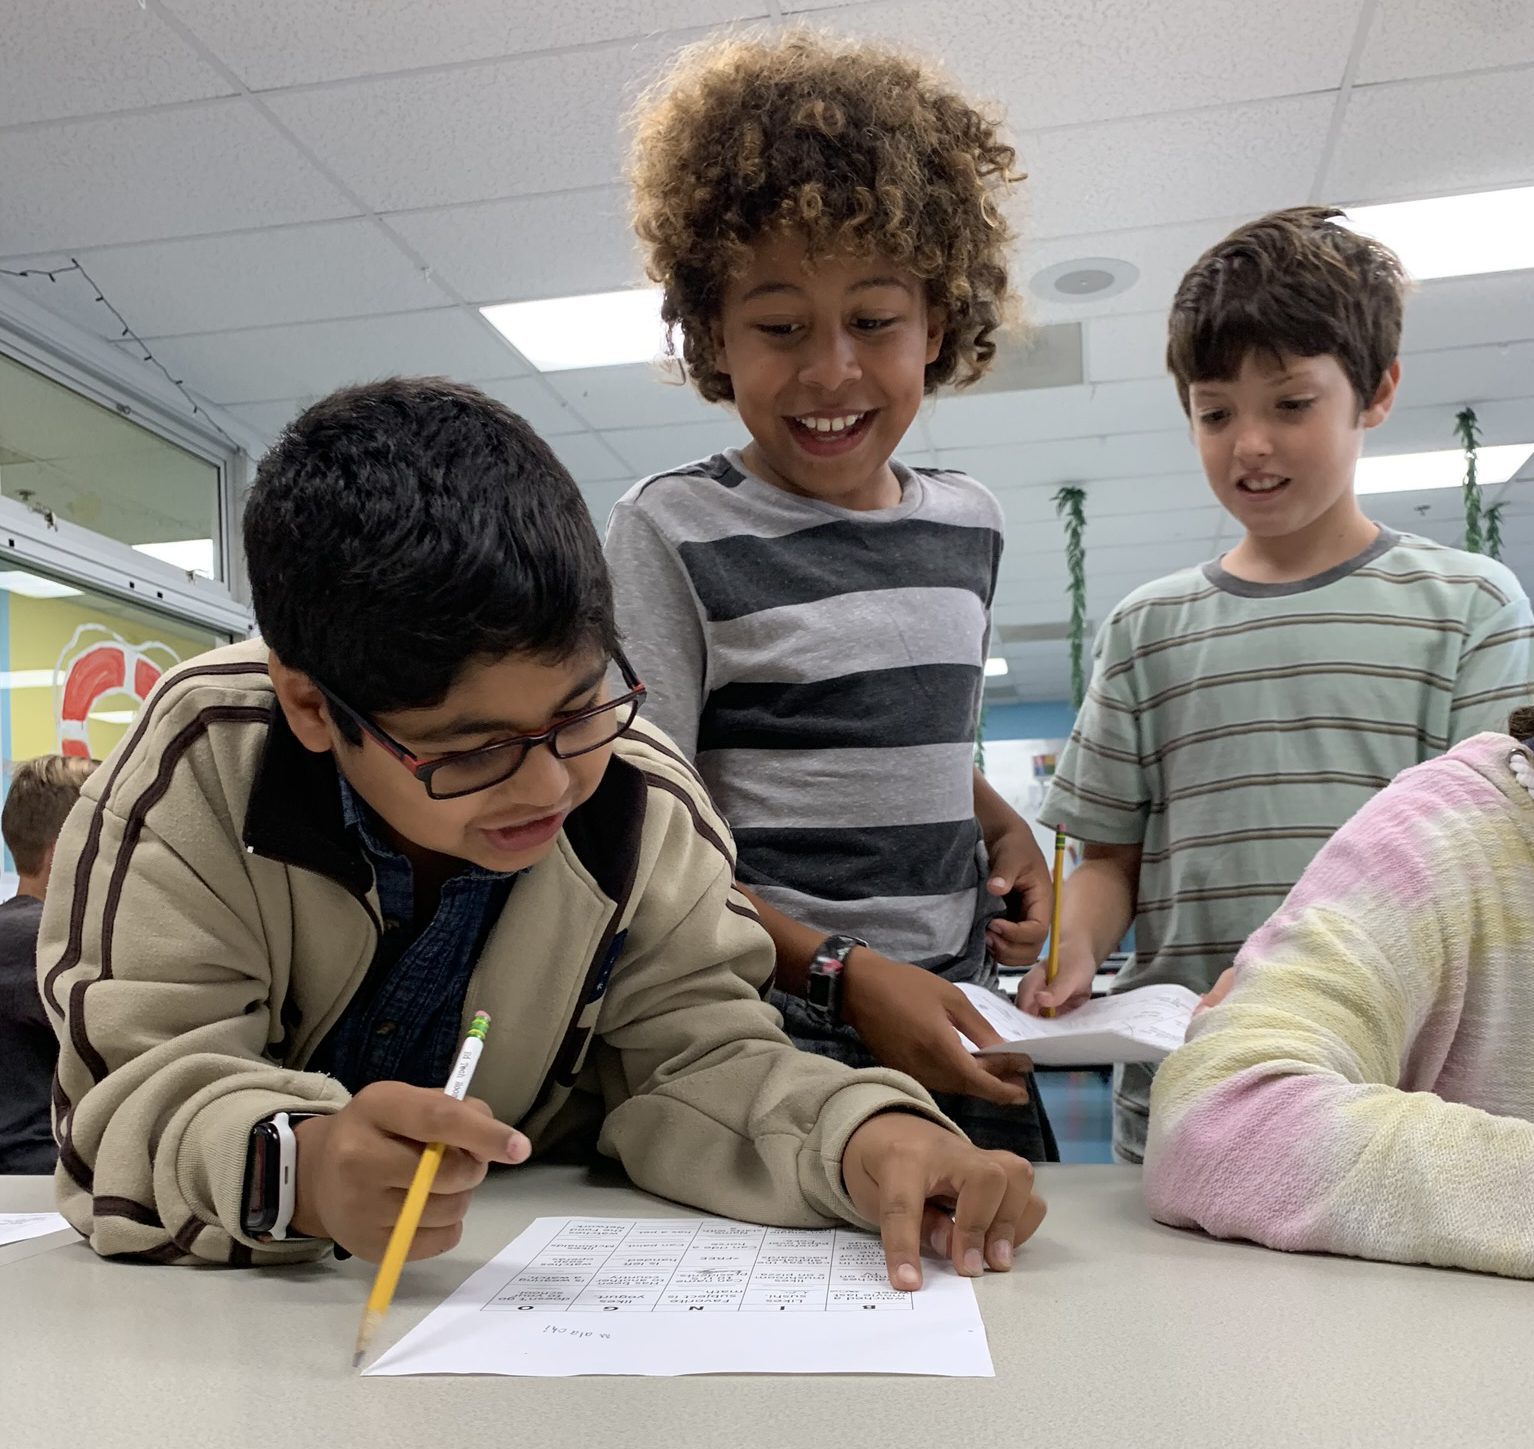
[1144,753,1534,1279]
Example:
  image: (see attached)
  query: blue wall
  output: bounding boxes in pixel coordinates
[983,699,1076,740]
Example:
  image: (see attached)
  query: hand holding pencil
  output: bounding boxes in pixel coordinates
[281,1015,529,1358]
[1017,833,1101,1018]
[351,1013,516,1365]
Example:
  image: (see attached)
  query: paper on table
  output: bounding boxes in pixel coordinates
[365,1216,993,1378]
[957,982,1199,1067]
[0,1212,71,1247]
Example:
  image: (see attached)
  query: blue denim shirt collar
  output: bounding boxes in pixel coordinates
[335,775,510,888]
[312,777,517,1091]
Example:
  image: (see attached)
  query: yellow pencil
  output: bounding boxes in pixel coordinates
[1043,831,1067,1018]
[352,1010,491,1369]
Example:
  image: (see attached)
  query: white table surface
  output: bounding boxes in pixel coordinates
[2,1165,1527,1449]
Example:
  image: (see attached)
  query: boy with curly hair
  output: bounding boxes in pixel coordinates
[1019,207,1534,1163]
[606,32,1057,1159]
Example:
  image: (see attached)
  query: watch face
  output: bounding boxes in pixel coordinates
[242,1123,280,1235]
[806,959,843,1020]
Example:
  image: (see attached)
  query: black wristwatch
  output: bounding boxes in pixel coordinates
[805,934,868,1026]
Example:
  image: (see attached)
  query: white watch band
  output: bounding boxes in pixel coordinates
[268,1111,299,1241]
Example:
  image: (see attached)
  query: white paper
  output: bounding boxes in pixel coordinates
[0,1212,71,1247]
[366,1216,993,1378]
[958,982,1199,1066]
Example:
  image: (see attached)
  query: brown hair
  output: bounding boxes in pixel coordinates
[3,754,95,875]
[1166,205,1408,414]
[628,30,1021,403]
[1509,706,1534,739]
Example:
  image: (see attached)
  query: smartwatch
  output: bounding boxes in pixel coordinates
[241,1111,317,1242]
[805,934,868,1026]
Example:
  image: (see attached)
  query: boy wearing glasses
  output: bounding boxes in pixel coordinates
[42,378,1044,1288]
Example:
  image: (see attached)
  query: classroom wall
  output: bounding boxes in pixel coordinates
[983,699,1077,740]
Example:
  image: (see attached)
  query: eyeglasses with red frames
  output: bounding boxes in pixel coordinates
[314,653,647,801]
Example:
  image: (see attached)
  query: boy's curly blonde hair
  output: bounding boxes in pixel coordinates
[628,31,1021,403]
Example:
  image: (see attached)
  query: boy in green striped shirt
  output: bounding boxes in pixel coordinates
[1022,206,1534,1162]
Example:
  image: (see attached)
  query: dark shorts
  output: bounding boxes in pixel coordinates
[772,987,1059,1164]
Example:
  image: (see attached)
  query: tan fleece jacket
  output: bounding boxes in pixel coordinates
[40,641,947,1265]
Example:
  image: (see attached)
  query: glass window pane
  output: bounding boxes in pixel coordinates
[0,351,223,579]
[1,561,226,776]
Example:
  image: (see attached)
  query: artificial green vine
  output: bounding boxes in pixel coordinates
[1485,500,1506,562]
[1455,406,1483,554]
[1054,485,1088,710]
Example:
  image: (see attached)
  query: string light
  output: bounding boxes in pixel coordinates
[1,259,239,448]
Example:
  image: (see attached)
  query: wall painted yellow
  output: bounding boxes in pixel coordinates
[5,592,220,763]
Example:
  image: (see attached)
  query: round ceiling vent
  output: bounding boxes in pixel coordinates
[1030,257,1140,303]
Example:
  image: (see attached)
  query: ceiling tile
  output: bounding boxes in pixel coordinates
[1048,504,1225,551]
[601,419,748,476]
[925,378,1184,449]
[801,0,1357,131]
[1325,68,1534,204]
[469,376,588,437]
[0,102,357,254]
[1370,395,1534,455]
[0,0,234,126]
[1392,342,1534,411]
[1084,311,1169,384]
[265,40,675,212]
[1020,217,1244,325]
[132,308,528,404]
[3,220,443,338]
[224,397,313,442]
[387,188,644,302]
[545,430,630,482]
[940,429,1195,494]
[547,364,722,430]
[1071,472,1215,519]
[163,0,767,89]
[1355,0,1534,84]
[1402,272,1534,356]
[1048,271,1534,391]
[1021,94,1335,238]
[581,478,640,529]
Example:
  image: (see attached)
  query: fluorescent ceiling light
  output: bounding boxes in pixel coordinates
[480,288,666,372]
[0,571,81,599]
[984,656,1009,677]
[88,709,138,725]
[1354,444,1533,496]
[1343,186,1534,280]
[0,669,59,690]
[134,539,215,577]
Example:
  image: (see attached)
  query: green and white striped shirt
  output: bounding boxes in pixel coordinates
[1044,527,1534,1000]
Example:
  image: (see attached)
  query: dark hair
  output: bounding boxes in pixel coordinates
[1166,205,1408,414]
[629,29,1021,402]
[243,377,618,725]
[3,754,95,874]
[1510,706,1534,739]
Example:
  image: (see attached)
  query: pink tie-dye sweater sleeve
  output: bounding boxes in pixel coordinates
[1144,746,1534,1279]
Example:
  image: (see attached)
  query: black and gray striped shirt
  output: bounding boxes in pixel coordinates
[605,451,1004,1014]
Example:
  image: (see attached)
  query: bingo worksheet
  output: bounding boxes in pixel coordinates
[484,1218,911,1313]
[366,1216,993,1377]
